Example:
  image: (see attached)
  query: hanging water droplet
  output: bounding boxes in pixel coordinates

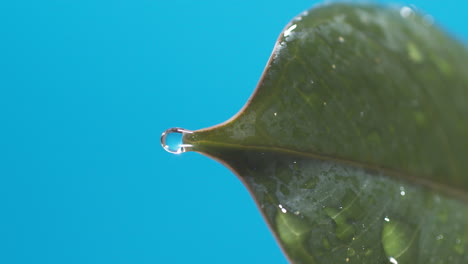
[160,127,193,154]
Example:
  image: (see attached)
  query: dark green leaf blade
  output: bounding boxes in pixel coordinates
[189,147,468,263]
[180,3,468,263]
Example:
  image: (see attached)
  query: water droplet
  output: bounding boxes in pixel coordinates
[407,42,423,63]
[384,217,390,222]
[278,204,288,213]
[382,220,416,263]
[423,14,434,26]
[400,6,413,18]
[160,127,193,154]
[276,209,310,245]
[324,207,355,241]
[454,237,464,254]
[338,36,345,42]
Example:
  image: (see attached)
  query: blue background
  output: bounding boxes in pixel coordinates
[0,1,466,263]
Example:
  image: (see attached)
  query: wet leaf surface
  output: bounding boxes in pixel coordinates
[171,3,468,263]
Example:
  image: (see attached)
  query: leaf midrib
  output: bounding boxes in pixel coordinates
[191,139,468,202]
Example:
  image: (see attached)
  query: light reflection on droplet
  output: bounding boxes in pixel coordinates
[389,257,398,264]
[400,186,406,196]
[283,24,297,37]
[278,204,288,213]
[384,217,390,222]
[160,127,194,154]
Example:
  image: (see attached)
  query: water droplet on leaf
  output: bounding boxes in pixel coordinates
[382,219,417,263]
[400,6,413,18]
[160,127,193,154]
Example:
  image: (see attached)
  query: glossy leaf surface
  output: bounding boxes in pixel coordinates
[179,3,468,264]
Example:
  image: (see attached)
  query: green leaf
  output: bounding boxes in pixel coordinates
[170,3,468,264]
